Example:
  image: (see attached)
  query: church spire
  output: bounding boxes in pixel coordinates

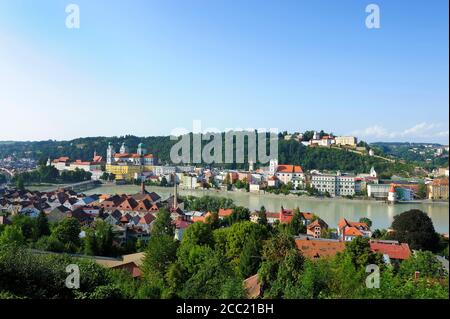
[173,173,178,211]
[140,180,146,195]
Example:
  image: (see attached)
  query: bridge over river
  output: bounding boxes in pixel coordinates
[40,180,99,193]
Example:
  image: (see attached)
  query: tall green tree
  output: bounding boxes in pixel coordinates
[390,209,440,252]
[51,218,81,253]
[239,235,263,278]
[142,235,178,282]
[0,225,26,246]
[258,206,268,226]
[36,212,50,238]
[152,208,175,237]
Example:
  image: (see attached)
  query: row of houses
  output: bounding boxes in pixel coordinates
[0,182,192,243]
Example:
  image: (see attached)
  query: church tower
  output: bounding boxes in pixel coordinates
[137,143,146,156]
[107,142,115,165]
[249,160,254,172]
[120,142,129,154]
[269,158,278,175]
[172,173,178,211]
[370,166,377,178]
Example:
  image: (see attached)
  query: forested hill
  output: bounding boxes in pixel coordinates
[0,135,418,178]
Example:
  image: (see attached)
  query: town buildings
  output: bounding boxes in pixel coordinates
[337,218,372,241]
[106,142,155,181]
[49,153,104,179]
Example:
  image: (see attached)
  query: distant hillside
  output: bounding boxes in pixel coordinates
[370,142,449,169]
[0,135,422,178]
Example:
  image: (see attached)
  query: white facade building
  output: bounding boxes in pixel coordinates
[311,173,356,196]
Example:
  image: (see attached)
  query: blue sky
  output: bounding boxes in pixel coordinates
[0,0,448,143]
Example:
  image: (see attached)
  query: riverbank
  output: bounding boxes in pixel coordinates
[84,183,449,233]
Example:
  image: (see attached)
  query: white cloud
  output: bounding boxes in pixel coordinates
[351,122,449,142]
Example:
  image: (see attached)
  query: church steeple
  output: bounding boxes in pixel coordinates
[173,173,178,211]
[140,181,146,195]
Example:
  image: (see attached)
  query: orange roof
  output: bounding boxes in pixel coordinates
[52,157,70,163]
[276,165,303,174]
[114,153,131,158]
[338,218,368,230]
[295,239,345,259]
[301,212,314,220]
[73,160,91,165]
[370,241,411,260]
[192,212,212,223]
[344,227,364,237]
[389,184,396,192]
[307,219,325,230]
[93,155,103,162]
[218,208,233,217]
[431,178,449,186]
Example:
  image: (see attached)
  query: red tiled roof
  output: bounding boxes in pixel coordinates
[218,208,233,217]
[175,219,193,229]
[338,218,369,230]
[295,238,345,259]
[139,213,155,225]
[370,241,412,260]
[276,165,303,174]
[344,227,364,237]
[431,178,449,186]
[301,212,314,220]
[52,157,70,163]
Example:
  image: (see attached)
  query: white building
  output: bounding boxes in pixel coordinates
[335,136,357,147]
[275,165,305,188]
[311,172,356,197]
[153,165,176,176]
[180,174,198,189]
[367,184,391,199]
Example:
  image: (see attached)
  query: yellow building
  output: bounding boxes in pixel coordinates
[428,178,449,200]
[106,142,155,181]
[105,163,143,181]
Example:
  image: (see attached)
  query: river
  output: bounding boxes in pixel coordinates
[84,184,450,233]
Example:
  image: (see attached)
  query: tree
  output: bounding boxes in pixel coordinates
[258,232,305,298]
[51,218,81,252]
[239,235,262,278]
[416,182,427,199]
[343,236,384,270]
[142,235,178,282]
[257,206,268,226]
[36,211,50,238]
[224,222,267,267]
[152,208,175,237]
[10,215,36,240]
[390,209,440,252]
[399,251,447,279]
[179,252,237,299]
[359,217,372,228]
[289,208,306,236]
[16,177,25,191]
[93,220,115,256]
[0,225,26,246]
